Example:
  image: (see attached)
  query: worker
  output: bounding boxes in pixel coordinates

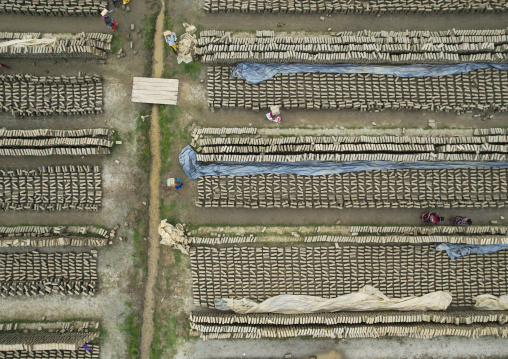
[421,212,444,224]
[266,111,281,123]
[266,106,282,123]
[450,215,472,226]
[164,31,178,53]
[101,9,118,32]
[175,178,183,189]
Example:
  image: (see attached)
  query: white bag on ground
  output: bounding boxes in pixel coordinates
[215,285,452,314]
[474,294,508,310]
[158,219,189,254]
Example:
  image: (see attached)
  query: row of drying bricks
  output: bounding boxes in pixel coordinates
[0,252,97,281]
[203,0,508,13]
[192,323,508,340]
[0,166,102,211]
[197,168,508,199]
[0,32,112,59]
[198,143,508,153]
[197,42,508,54]
[0,136,113,156]
[0,45,108,59]
[0,251,97,297]
[0,346,99,359]
[0,236,107,247]
[189,310,508,325]
[189,224,508,245]
[198,29,508,43]
[207,68,508,113]
[0,225,110,248]
[192,235,507,245]
[196,199,508,210]
[207,74,507,114]
[200,51,507,65]
[194,126,508,138]
[197,30,508,64]
[0,0,105,16]
[189,245,508,308]
[198,134,508,146]
[0,82,103,116]
[196,153,508,163]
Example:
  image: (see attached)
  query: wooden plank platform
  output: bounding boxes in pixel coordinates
[131,77,179,105]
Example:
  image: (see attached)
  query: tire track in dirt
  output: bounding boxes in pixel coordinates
[140,2,165,358]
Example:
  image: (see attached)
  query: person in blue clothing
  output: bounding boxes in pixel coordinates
[164,30,178,53]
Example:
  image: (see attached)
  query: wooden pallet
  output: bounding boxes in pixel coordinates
[131,77,179,105]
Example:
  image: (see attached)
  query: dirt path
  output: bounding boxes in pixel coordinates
[140,2,165,359]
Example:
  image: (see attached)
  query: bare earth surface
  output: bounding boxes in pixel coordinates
[140,3,165,359]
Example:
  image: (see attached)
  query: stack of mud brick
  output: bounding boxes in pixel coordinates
[0,74,103,117]
[192,236,258,245]
[306,225,508,244]
[0,32,112,59]
[0,321,100,358]
[198,29,508,64]
[196,168,508,209]
[0,0,106,16]
[203,0,508,14]
[189,244,508,308]
[0,250,98,297]
[0,225,109,247]
[190,310,508,339]
[206,66,508,113]
[0,165,102,211]
[195,130,508,162]
[0,128,113,156]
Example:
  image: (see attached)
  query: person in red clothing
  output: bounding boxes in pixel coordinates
[101,9,118,32]
[421,212,444,224]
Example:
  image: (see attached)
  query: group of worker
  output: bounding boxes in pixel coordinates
[101,8,179,53]
[421,212,473,226]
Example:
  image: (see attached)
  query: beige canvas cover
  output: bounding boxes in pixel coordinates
[474,294,508,310]
[177,23,197,64]
[215,285,453,314]
[158,220,190,254]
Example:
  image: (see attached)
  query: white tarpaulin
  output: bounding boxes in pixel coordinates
[0,38,56,48]
[474,294,508,310]
[158,220,190,254]
[215,285,452,314]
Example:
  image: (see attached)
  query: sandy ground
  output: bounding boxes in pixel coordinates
[177,337,508,359]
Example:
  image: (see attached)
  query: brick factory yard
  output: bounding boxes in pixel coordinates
[1,0,508,359]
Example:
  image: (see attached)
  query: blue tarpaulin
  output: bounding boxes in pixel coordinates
[435,243,508,260]
[231,62,508,84]
[179,146,508,180]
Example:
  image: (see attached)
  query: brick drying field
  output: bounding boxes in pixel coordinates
[3,0,508,358]
[0,3,150,359]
